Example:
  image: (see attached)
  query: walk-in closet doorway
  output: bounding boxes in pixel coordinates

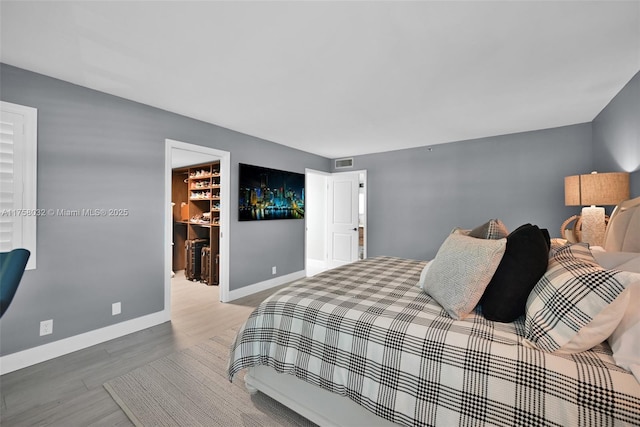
[164,139,231,320]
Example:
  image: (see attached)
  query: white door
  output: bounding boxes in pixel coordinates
[327,172,360,268]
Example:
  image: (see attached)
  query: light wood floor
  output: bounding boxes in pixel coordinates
[0,272,284,426]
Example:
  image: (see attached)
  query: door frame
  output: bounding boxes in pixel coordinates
[304,169,330,274]
[357,169,367,261]
[164,139,231,314]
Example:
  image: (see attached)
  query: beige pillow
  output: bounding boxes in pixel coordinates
[423,233,506,320]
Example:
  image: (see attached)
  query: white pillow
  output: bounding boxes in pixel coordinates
[556,288,630,353]
[417,261,431,290]
[592,246,640,382]
[556,250,640,362]
[608,280,640,383]
[593,251,640,273]
[524,244,637,352]
[422,233,506,320]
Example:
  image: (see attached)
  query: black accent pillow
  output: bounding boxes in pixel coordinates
[480,224,550,322]
[540,228,551,250]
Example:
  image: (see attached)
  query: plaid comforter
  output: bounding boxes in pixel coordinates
[228,256,640,426]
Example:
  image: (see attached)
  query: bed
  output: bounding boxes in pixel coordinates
[228,197,640,426]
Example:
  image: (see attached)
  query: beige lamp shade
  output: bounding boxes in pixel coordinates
[564,172,630,206]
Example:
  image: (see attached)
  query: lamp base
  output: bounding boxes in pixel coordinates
[560,213,611,245]
[581,206,606,246]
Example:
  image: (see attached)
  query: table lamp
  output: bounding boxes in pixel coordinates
[564,171,629,246]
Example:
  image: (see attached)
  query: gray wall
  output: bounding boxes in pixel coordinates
[331,69,640,263]
[592,70,640,196]
[336,124,593,261]
[0,63,330,356]
[2,61,636,358]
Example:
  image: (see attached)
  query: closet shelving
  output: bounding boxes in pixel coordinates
[172,161,220,284]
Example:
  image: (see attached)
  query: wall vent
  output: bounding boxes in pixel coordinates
[334,158,354,169]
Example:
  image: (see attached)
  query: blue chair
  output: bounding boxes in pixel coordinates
[0,248,30,318]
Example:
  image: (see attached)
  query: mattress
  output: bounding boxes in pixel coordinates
[228,256,640,426]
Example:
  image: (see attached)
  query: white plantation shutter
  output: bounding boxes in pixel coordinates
[0,101,37,269]
[0,112,24,250]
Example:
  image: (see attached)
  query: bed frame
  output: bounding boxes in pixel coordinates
[245,365,396,426]
[603,195,640,252]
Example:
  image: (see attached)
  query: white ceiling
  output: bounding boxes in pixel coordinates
[1,1,639,159]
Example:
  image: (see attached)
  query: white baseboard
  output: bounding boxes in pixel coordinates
[227,270,306,301]
[0,310,170,375]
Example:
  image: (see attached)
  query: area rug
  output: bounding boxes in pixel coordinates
[103,334,315,427]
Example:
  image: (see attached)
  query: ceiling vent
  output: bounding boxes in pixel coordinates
[334,158,354,169]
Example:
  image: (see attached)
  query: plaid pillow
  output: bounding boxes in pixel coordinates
[524,243,636,352]
[468,219,509,240]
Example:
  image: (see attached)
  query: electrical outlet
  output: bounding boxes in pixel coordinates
[40,319,53,336]
[112,302,122,316]
[272,266,277,275]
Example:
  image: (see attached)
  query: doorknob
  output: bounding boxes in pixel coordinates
[353,228,357,231]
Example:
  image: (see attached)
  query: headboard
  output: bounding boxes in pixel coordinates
[603,196,640,253]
